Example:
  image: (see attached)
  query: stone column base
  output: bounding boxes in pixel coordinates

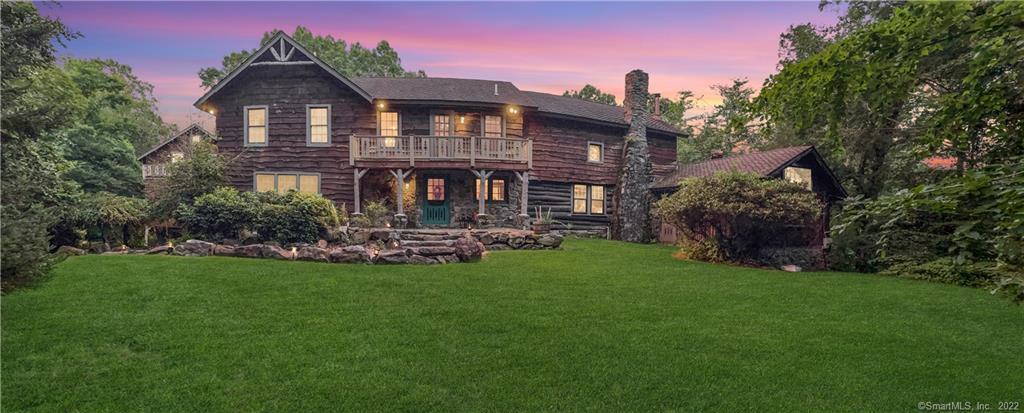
[393,214,409,229]
[514,213,531,230]
[474,214,495,229]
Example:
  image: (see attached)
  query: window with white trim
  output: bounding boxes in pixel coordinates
[308,105,330,145]
[379,111,399,148]
[432,114,451,136]
[254,172,320,194]
[784,167,813,191]
[484,115,503,137]
[245,106,267,145]
[572,184,605,214]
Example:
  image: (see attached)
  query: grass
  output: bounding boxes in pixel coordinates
[3,238,1022,412]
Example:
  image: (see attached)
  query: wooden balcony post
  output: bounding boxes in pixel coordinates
[526,140,533,169]
[349,135,356,166]
[470,136,476,167]
[353,168,368,215]
[389,168,412,217]
[471,169,493,217]
[514,171,529,216]
[409,135,415,167]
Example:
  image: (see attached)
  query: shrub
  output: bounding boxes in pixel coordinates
[176,187,340,244]
[362,199,391,227]
[150,141,226,219]
[655,172,822,264]
[175,187,258,242]
[882,258,1005,288]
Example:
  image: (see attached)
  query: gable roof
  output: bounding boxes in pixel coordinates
[194,32,371,108]
[521,91,682,135]
[651,145,847,197]
[352,77,534,107]
[137,123,213,161]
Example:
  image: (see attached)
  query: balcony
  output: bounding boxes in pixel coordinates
[142,163,169,178]
[349,135,532,169]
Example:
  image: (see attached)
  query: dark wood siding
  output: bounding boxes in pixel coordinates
[207,65,376,210]
[525,114,677,185]
[527,180,614,232]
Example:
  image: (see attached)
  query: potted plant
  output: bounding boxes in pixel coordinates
[532,206,554,234]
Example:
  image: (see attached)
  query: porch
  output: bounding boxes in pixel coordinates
[352,168,533,229]
[349,135,532,169]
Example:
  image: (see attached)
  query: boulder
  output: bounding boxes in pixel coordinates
[369,230,393,241]
[508,236,526,249]
[329,245,371,264]
[173,240,215,256]
[780,265,802,272]
[213,245,238,256]
[435,254,460,264]
[408,255,437,264]
[56,246,87,256]
[145,245,172,255]
[296,246,329,262]
[349,230,370,245]
[235,244,264,258]
[409,246,457,256]
[376,249,412,264]
[316,239,328,248]
[261,244,292,260]
[537,233,564,248]
[478,233,495,245]
[486,244,511,251]
[452,237,485,262]
[88,242,111,254]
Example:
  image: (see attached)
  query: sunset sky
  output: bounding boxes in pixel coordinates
[39,1,840,130]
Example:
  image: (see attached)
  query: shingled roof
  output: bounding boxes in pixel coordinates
[651,146,818,190]
[137,123,214,161]
[351,77,682,135]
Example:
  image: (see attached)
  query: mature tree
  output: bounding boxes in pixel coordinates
[149,141,227,220]
[57,124,143,195]
[758,1,1023,197]
[562,84,617,105]
[198,26,425,89]
[62,58,173,153]
[1,2,83,285]
[677,80,760,163]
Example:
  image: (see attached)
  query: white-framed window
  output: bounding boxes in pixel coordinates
[378,111,399,148]
[244,105,268,146]
[475,178,506,201]
[190,135,201,143]
[784,167,813,191]
[484,115,503,137]
[307,104,331,145]
[254,172,320,194]
[572,184,605,214]
[587,142,604,163]
[432,113,452,136]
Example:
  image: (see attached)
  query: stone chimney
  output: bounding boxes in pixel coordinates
[616,70,654,243]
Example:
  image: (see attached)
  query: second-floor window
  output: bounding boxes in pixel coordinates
[432,114,452,136]
[307,105,330,145]
[484,115,503,137]
[245,106,267,146]
[379,111,399,147]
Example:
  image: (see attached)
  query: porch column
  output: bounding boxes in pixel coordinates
[514,171,529,217]
[389,168,413,216]
[353,168,368,214]
[471,169,493,216]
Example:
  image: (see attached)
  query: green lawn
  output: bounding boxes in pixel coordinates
[3,238,1022,412]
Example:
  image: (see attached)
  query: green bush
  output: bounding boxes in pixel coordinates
[882,258,1005,288]
[362,199,391,227]
[150,141,226,220]
[655,172,822,264]
[176,187,340,244]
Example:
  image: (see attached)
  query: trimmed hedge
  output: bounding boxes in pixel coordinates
[176,187,339,244]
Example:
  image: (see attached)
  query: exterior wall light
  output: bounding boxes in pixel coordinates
[377,102,386,110]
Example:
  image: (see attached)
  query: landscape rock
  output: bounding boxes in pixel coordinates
[537,233,564,248]
[349,230,370,245]
[508,236,526,249]
[56,246,87,256]
[781,265,802,272]
[409,246,457,256]
[376,249,412,264]
[317,239,328,248]
[453,237,485,262]
[145,245,172,255]
[296,246,329,262]
[329,245,371,264]
[261,244,292,260]
[213,245,238,256]
[408,255,437,264]
[235,244,264,258]
[173,240,215,256]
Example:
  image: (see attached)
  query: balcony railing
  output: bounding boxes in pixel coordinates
[142,163,169,178]
[350,135,531,168]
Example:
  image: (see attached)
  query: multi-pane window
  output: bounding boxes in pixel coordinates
[572,184,605,214]
[379,111,399,148]
[254,173,320,194]
[433,114,451,136]
[484,115,503,137]
[475,178,506,201]
[190,135,201,143]
[427,178,445,201]
[308,105,330,145]
[170,152,184,163]
[587,142,604,163]
[245,106,267,145]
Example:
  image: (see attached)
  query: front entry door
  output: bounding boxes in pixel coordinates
[422,177,449,226]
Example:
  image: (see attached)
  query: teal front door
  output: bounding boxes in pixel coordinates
[422,177,449,226]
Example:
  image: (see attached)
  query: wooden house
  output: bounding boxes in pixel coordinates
[189,32,683,232]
